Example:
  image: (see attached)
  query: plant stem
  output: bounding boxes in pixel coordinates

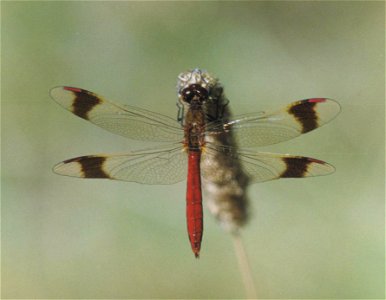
[232,232,257,299]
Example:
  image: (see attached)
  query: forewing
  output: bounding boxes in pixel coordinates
[50,86,183,142]
[206,98,340,147]
[53,145,188,185]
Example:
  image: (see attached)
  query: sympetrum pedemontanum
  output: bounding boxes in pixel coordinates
[50,69,340,257]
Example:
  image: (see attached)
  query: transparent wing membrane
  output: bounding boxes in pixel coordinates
[237,151,335,183]
[52,88,339,185]
[201,145,334,183]
[50,87,183,143]
[54,145,188,185]
[206,98,341,148]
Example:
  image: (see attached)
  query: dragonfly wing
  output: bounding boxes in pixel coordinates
[53,145,188,185]
[206,98,340,147]
[50,86,183,142]
[201,145,334,184]
[238,151,335,183]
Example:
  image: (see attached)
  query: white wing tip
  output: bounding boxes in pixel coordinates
[306,158,336,176]
[49,86,79,109]
[53,160,85,178]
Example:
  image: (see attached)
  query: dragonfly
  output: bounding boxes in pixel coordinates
[50,69,340,258]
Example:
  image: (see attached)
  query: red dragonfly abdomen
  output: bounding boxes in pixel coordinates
[186,150,203,258]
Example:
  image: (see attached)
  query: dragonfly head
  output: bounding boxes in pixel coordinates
[176,69,226,124]
[177,69,217,105]
[180,84,208,105]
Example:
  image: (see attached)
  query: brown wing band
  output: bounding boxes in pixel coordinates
[287,100,318,133]
[281,157,312,178]
[65,87,102,120]
[63,156,110,178]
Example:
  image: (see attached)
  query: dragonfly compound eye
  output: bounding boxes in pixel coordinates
[181,84,209,103]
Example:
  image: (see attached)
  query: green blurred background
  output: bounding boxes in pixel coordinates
[2,1,384,299]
